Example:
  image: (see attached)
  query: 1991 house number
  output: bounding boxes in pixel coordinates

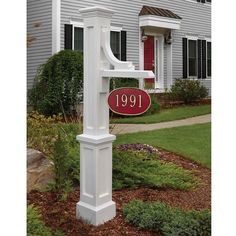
[116,94,142,108]
[108,88,151,116]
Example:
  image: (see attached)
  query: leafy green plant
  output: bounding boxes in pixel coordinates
[27,204,65,236]
[144,94,161,115]
[112,150,198,190]
[110,77,139,90]
[144,82,155,89]
[28,50,83,117]
[51,131,80,190]
[27,111,82,156]
[27,111,81,191]
[27,111,64,155]
[123,200,211,236]
[169,79,208,104]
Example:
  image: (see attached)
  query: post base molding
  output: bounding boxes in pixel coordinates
[76,200,116,225]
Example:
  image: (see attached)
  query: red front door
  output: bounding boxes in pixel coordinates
[144,36,155,85]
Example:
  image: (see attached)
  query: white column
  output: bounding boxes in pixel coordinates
[52,0,61,54]
[139,27,144,89]
[166,42,173,90]
[76,7,116,225]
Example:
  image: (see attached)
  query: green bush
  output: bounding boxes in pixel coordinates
[27,112,81,191]
[144,94,161,115]
[28,50,83,117]
[27,204,65,236]
[169,79,208,104]
[123,200,211,236]
[27,111,82,156]
[51,131,80,190]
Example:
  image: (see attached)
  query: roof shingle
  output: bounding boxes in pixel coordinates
[139,5,182,20]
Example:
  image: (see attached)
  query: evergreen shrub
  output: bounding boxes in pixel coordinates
[28,50,83,116]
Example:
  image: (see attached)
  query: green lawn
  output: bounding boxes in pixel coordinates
[114,123,211,168]
[111,105,211,124]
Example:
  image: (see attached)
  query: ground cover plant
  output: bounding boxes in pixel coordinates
[113,146,198,190]
[123,200,211,236]
[115,123,211,168]
[27,204,65,236]
[111,104,211,124]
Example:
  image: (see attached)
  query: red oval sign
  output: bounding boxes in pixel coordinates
[108,88,151,116]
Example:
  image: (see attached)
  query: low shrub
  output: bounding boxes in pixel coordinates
[112,149,197,190]
[144,94,161,115]
[27,204,65,236]
[27,111,64,156]
[28,50,83,117]
[123,200,211,236]
[169,79,208,104]
[27,111,82,156]
[51,131,80,190]
[27,112,81,191]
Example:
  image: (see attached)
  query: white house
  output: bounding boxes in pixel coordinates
[27,0,211,94]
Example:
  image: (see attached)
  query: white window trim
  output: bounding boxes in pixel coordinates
[52,0,61,54]
[185,36,211,79]
[186,37,198,78]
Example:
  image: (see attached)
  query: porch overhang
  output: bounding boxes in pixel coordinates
[139,5,181,30]
[139,15,181,30]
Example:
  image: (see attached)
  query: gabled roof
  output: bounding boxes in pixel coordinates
[139,5,182,20]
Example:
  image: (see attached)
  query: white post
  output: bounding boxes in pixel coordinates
[76,6,154,226]
[76,6,116,226]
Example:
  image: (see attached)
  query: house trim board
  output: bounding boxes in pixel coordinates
[52,0,61,54]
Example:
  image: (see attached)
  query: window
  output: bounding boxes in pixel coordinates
[183,37,211,79]
[110,31,121,59]
[64,24,126,61]
[207,42,211,77]
[197,0,211,3]
[72,27,121,59]
[74,27,83,52]
[188,40,197,76]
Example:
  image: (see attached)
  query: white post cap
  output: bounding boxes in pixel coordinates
[79,6,115,18]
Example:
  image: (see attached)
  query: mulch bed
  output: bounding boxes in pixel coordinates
[27,148,211,236]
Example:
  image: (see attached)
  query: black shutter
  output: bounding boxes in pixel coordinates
[121,31,127,61]
[183,38,188,78]
[202,40,207,79]
[197,39,202,78]
[197,0,201,2]
[64,24,72,49]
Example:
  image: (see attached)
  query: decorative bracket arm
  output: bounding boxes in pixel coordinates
[101,27,155,78]
[101,27,134,70]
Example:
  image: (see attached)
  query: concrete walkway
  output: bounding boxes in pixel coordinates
[111,114,211,135]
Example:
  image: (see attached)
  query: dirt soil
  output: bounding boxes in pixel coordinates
[27,148,211,236]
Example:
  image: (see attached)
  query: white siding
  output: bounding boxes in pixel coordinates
[27,0,52,89]
[60,0,211,94]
